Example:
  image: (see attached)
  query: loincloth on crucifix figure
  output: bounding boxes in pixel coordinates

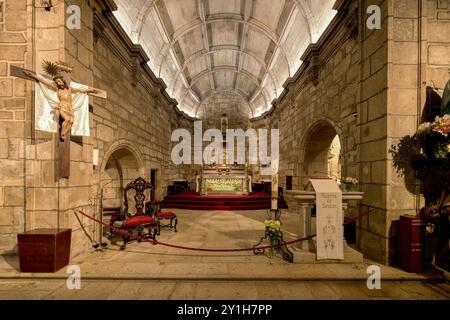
[24,61,99,140]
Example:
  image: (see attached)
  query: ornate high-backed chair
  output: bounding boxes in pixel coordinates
[112,177,159,250]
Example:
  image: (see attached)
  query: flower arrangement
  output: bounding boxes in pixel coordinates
[389,84,450,271]
[390,114,450,223]
[414,115,450,159]
[340,176,359,191]
[255,219,293,261]
[264,219,281,238]
[263,219,282,255]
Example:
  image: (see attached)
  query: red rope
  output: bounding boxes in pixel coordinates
[77,207,375,253]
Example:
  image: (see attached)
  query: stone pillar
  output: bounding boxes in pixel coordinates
[0,0,28,253]
[384,0,427,264]
[297,202,314,251]
[355,0,450,264]
[356,0,391,263]
[23,0,97,257]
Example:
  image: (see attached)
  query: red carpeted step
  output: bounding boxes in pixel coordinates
[161,199,272,204]
[161,204,272,211]
[161,191,288,211]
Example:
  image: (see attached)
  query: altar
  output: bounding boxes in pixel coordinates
[197,165,251,195]
[202,175,247,194]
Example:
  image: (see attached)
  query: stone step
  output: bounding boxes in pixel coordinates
[290,244,364,264]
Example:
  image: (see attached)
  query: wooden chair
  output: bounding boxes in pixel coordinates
[111,177,159,250]
[146,200,178,234]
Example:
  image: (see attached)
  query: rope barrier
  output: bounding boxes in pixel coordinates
[76,207,375,253]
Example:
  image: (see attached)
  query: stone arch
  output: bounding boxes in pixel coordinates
[299,117,343,185]
[99,140,146,209]
[100,140,145,175]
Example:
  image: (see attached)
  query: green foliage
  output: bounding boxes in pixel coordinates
[389,135,420,177]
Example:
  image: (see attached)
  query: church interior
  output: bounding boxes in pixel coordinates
[0,0,449,301]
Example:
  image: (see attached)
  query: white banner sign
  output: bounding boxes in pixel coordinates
[310,179,344,260]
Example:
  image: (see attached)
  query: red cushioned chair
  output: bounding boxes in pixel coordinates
[111,177,159,250]
[146,200,177,234]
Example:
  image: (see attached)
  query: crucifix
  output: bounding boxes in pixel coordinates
[11,61,107,179]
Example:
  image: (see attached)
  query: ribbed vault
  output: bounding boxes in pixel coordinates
[113,0,336,118]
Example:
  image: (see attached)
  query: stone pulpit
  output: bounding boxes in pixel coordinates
[285,178,364,263]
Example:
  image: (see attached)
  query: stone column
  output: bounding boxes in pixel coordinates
[23,0,98,257]
[0,0,28,253]
[297,202,314,251]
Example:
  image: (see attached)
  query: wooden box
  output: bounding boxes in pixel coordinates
[399,215,425,273]
[17,229,72,273]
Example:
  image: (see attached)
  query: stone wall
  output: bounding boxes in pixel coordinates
[256,0,390,263]
[0,0,28,253]
[383,0,450,263]
[358,0,450,264]
[256,0,450,264]
[427,0,450,86]
[356,0,392,262]
[196,91,252,130]
[265,1,360,190]
[20,0,102,257]
[279,1,361,247]
[91,5,193,203]
[0,0,193,257]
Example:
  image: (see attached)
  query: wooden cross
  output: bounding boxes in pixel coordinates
[11,65,107,179]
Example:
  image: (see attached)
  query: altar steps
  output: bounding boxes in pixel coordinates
[161,191,288,211]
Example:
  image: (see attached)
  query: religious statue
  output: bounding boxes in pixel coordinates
[24,61,98,140]
[220,114,228,134]
[10,61,107,178]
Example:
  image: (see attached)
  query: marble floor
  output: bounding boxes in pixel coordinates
[0,209,448,299]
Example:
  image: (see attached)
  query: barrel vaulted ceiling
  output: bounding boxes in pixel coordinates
[113,0,337,118]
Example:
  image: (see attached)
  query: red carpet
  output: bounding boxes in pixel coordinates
[161,191,288,211]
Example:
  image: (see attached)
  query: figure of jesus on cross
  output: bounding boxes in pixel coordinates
[11,61,107,178]
[24,71,96,140]
[24,61,98,140]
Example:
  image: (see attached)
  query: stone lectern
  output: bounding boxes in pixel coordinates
[286,179,364,263]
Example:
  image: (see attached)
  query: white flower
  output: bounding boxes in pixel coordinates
[342,177,358,185]
[417,122,432,135]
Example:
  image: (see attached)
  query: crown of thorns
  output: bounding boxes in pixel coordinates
[41,60,74,78]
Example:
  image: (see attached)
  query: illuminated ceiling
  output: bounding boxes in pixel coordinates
[113,0,336,118]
